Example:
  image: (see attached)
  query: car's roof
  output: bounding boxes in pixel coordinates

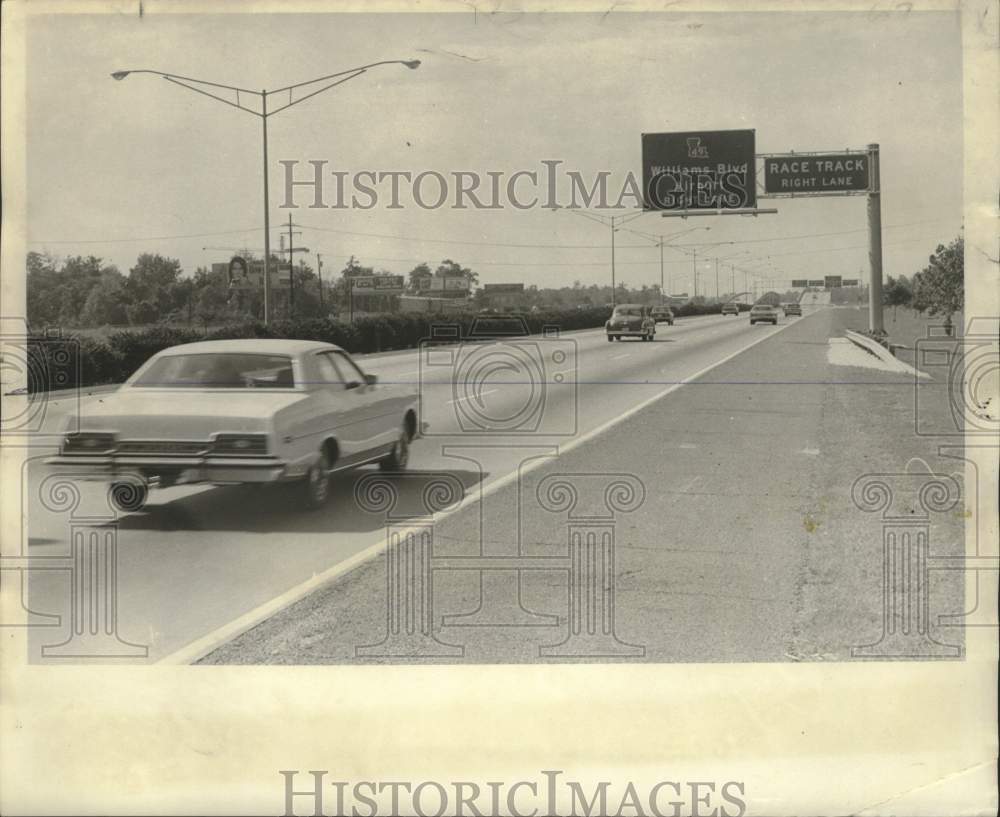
[614,303,644,309]
[156,338,343,356]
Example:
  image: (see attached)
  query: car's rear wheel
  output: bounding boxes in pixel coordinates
[302,448,330,510]
[110,481,148,513]
[607,334,614,342]
[380,426,410,472]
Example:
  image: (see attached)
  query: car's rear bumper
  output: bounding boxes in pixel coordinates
[607,328,652,335]
[44,454,288,485]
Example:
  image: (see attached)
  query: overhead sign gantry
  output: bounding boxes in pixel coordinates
[639,131,885,332]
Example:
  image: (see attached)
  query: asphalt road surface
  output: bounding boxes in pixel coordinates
[18,306,965,663]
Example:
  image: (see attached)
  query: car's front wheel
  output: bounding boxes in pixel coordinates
[109,480,148,513]
[380,426,410,472]
[302,449,330,510]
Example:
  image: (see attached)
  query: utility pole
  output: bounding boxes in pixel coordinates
[287,214,295,318]
[692,247,698,299]
[730,264,735,297]
[867,143,884,333]
[715,258,720,300]
[316,253,324,312]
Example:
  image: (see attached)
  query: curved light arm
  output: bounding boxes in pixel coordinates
[267,59,420,96]
[111,59,420,118]
[110,69,257,95]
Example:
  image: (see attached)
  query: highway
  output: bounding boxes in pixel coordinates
[19,304,965,663]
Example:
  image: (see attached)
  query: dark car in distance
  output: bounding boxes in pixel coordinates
[606,304,656,341]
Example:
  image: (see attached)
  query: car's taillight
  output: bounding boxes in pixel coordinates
[211,433,269,456]
[61,432,116,455]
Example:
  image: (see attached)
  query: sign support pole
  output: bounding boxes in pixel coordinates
[867,143,884,334]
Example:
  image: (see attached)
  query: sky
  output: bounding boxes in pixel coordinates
[25,8,964,295]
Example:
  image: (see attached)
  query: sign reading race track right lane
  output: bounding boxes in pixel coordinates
[764,153,870,194]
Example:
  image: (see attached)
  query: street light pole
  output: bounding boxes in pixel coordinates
[111,60,421,325]
[261,90,271,322]
[659,240,665,304]
[611,217,617,307]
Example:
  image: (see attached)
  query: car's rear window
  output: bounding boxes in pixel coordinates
[614,308,643,317]
[132,353,295,389]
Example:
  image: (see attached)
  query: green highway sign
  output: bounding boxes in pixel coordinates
[764,152,870,194]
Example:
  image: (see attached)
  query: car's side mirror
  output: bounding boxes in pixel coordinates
[364,373,378,386]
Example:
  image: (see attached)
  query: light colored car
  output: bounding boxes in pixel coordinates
[649,306,675,325]
[46,339,420,511]
[749,303,780,325]
[606,304,656,341]
[721,302,740,316]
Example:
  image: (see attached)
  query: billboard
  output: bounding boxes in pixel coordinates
[215,261,291,288]
[807,279,825,287]
[842,278,860,286]
[791,279,808,288]
[824,275,843,289]
[416,276,470,293]
[764,153,869,194]
[642,129,756,211]
[353,275,405,292]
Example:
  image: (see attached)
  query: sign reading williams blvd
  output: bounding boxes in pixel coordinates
[642,129,756,211]
[764,152,870,194]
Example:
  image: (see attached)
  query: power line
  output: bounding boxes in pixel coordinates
[27,227,262,245]
[331,236,930,269]
[26,216,958,255]
[291,216,952,251]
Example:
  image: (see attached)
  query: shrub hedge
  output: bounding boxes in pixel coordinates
[26,302,738,392]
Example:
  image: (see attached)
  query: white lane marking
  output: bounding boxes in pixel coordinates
[446,388,499,405]
[678,443,698,449]
[611,353,631,360]
[801,448,820,456]
[158,313,803,665]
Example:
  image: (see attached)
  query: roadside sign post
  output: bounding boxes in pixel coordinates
[867,143,884,334]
